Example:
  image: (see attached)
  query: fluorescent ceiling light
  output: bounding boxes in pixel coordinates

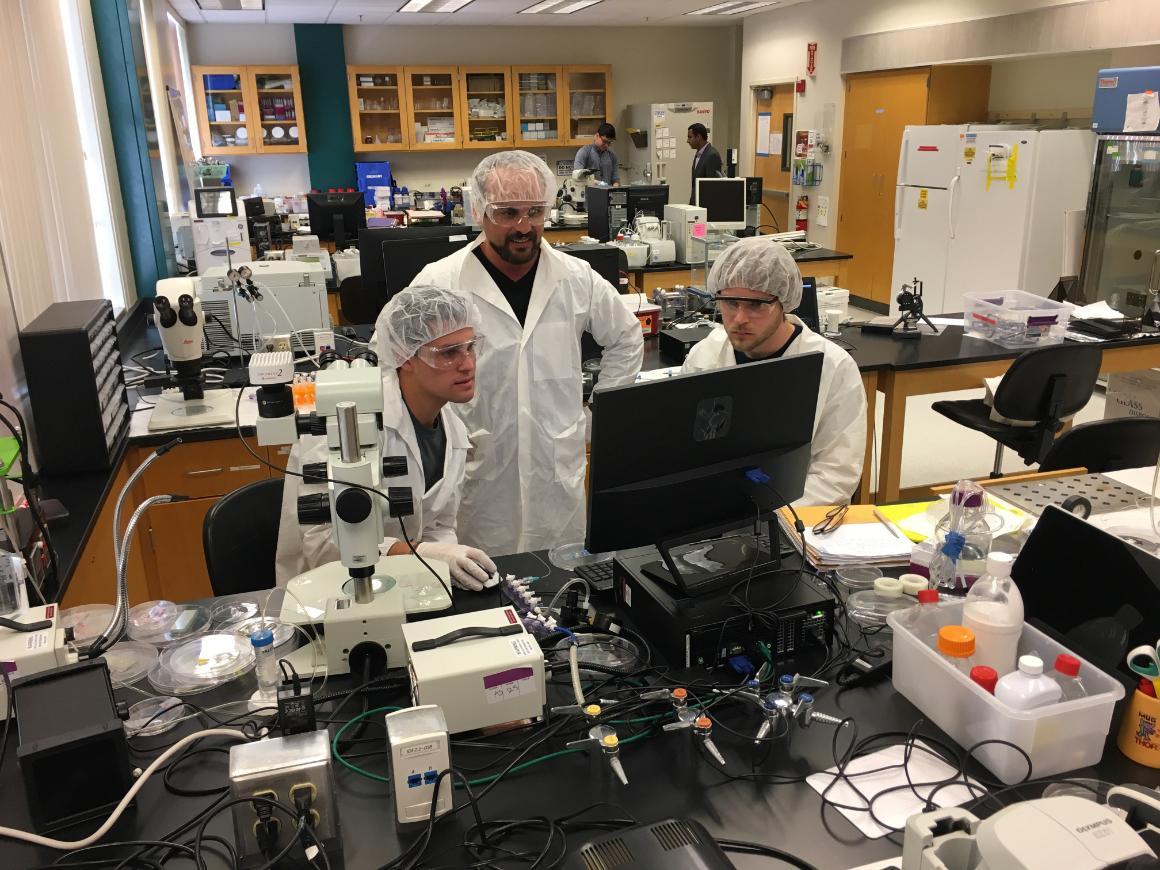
[195,0,266,9]
[687,0,776,14]
[521,0,602,12]
[398,0,476,11]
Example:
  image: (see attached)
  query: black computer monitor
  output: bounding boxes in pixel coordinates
[307,191,367,247]
[796,277,819,333]
[695,177,747,231]
[383,236,476,303]
[360,226,478,305]
[586,352,822,595]
[241,196,266,219]
[193,186,237,218]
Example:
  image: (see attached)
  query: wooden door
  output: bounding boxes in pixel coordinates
[349,66,410,151]
[753,84,794,233]
[836,68,931,304]
[459,66,516,149]
[192,66,257,156]
[250,66,307,154]
[145,498,216,603]
[513,66,564,148]
[562,65,612,147]
[404,67,464,150]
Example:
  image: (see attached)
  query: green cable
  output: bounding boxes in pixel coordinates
[331,705,401,783]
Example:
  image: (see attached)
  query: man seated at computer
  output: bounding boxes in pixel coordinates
[681,237,866,505]
[275,285,498,591]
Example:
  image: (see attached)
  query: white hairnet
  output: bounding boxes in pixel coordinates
[374,284,481,368]
[706,237,803,312]
[469,150,557,224]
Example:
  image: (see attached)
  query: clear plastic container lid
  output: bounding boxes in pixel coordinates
[160,633,256,686]
[124,696,185,737]
[548,542,614,570]
[834,565,882,593]
[551,633,642,670]
[101,641,159,687]
[847,582,913,629]
[128,601,211,647]
[61,604,115,645]
[211,601,259,627]
[228,617,295,649]
[146,661,218,697]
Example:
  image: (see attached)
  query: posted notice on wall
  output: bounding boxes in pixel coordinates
[1124,91,1160,133]
[756,112,772,156]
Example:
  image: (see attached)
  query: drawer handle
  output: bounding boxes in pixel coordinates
[230,465,261,472]
[185,467,224,477]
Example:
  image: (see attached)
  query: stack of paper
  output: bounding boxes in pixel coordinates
[779,505,912,569]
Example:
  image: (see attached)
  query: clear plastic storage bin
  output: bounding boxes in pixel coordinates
[887,600,1125,784]
[962,290,1073,348]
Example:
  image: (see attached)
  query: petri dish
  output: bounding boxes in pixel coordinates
[835,565,883,593]
[228,617,296,649]
[129,601,211,648]
[124,696,185,737]
[847,578,912,629]
[161,633,255,687]
[102,641,159,687]
[61,604,116,646]
[212,601,259,627]
[549,542,614,570]
[551,633,641,671]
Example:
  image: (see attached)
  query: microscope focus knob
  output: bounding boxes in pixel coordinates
[382,456,408,478]
[335,488,373,524]
[297,413,327,436]
[301,462,328,484]
[297,493,331,525]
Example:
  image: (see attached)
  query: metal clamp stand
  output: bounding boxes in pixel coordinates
[890,277,939,340]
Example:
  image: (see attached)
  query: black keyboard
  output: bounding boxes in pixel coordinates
[574,560,615,593]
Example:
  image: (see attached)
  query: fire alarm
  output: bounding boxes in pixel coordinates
[795,78,806,95]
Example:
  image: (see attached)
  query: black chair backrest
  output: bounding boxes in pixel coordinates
[1039,416,1160,473]
[992,344,1102,425]
[203,477,284,597]
[339,275,380,326]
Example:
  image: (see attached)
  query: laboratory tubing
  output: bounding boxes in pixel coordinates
[962,552,1024,675]
[994,655,1062,711]
[1047,653,1088,702]
[937,625,977,675]
[251,626,279,696]
[970,665,998,694]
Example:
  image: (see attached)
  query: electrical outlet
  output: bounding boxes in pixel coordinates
[270,334,292,353]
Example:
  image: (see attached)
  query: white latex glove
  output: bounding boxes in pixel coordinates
[415,542,497,592]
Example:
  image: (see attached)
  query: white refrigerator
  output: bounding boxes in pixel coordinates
[625,101,714,208]
[891,125,1096,316]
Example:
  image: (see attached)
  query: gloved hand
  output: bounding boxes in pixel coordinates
[415,542,497,592]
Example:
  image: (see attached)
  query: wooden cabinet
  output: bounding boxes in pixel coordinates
[403,67,464,150]
[349,66,410,151]
[513,66,564,148]
[193,65,307,156]
[563,65,612,147]
[459,66,516,150]
[835,64,990,305]
[143,497,217,604]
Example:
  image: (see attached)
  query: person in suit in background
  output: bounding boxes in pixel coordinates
[687,122,722,204]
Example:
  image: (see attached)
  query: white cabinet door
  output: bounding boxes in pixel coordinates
[891,185,952,315]
[897,125,966,188]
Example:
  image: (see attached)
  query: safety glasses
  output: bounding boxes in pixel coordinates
[415,336,483,369]
[811,503,848,536]
[484,203,548,227]
[714,295,781,315]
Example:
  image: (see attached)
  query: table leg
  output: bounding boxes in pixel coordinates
[856,371,876,504]
[878,370,909,503]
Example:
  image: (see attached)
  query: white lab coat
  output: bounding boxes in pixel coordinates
[371,236,643,556]
[681,315,867,506]
[273,367,471,585]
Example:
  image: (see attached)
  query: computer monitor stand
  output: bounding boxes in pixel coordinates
[332,215,347,249]
[640,512,784,597]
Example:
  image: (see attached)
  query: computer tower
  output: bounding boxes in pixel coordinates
[745,176,763,229]
[664,204,708,264]
[586,185,670,242]
[19,300,129,473]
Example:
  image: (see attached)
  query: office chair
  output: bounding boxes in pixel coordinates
[932,343,1102,477]
[202,477,284,597]
[1038,416,1160,473]
[338,275,380,325]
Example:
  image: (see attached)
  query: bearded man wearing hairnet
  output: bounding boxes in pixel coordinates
[682,237,867,505]
[275,285,499,591]
[372,150,643,556]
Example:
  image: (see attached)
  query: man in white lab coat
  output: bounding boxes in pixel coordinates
[276,285,497,590]
[380,150,643,556]
[682,237,866,505]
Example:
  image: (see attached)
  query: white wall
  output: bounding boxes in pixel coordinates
[741,0,1158,249]
[186,23,742,194]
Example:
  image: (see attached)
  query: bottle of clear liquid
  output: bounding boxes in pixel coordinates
[251,627,278,697]
[937,625,977,675]
[929,480,993,595]
[995,655,1062,710]
[1046,653,1087,702]
[962,552,1023,676]
[897,588,944,648]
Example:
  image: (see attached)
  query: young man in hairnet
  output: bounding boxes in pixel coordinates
[276,285,498,591]
[372,150,643,556]
[682,237,867,505]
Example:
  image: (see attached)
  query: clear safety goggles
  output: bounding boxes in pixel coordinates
[484,203,548,227]
[714,294,782,315]
[415,336,484,369]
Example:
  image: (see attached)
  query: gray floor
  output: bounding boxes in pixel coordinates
[845,303,1108,494]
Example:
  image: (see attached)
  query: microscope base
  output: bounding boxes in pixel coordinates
[147,389,239,431]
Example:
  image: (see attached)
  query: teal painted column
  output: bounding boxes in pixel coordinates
[294,24,356,190]
[90,0,167,300]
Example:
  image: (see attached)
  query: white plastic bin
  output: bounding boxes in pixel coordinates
[887,601,1125,784]
[962,290,1072,348]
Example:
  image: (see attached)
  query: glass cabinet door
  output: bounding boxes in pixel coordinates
[564,65,611,146]
[1080,137,1160,317]
[460,67,514,149]
[251,67,306,153]
[513,67,562,148]
[193,66,254,155]
[404,67,463,150]
[350,67,408,151]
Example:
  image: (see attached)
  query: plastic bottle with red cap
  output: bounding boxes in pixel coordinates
[970,665,998,694]
[897,588,945,649]
[1046,653,1088,702]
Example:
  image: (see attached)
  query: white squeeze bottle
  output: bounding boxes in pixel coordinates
[994,655,1062,710]
[962,552,1023,675]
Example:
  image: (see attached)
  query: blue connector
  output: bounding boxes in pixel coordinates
[727,654,756,676]
[745,468,770,485]
[422,770,438,785]
[406,773,422,788]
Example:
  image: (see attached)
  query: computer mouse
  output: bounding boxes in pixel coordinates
[483,573,500,589]
[339,326,358,339]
